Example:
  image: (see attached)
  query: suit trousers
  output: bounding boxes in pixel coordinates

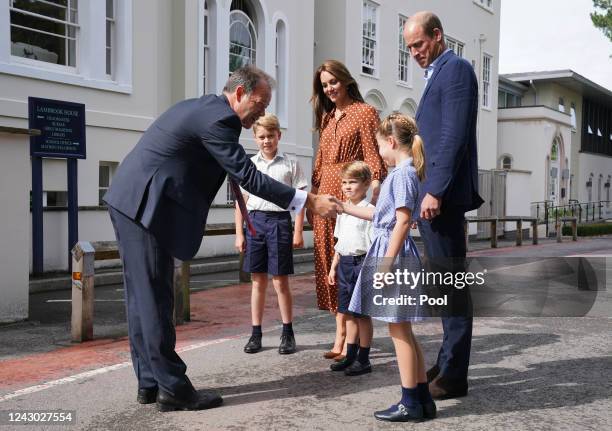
[418,206,472,381]
[109,206,192,397]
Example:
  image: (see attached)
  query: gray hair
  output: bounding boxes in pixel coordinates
[223,65,276,94]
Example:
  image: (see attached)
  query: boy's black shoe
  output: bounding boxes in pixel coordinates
[244,335,262,353]
[278,333,296,354]
[330,357,354,371]
[344,361,372,376]
[374,403,424,422]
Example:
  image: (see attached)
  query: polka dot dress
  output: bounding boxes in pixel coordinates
[311,102,386,311]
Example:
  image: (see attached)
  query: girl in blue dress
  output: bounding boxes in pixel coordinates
[341,113,436,422]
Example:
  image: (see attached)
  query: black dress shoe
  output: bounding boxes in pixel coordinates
[330,357,355,371]
[244,335,262,354]
[156,388,223,412]
[374,403,424,422]
[426,364,440,383]
[422,401,437,420]
[344,360,372,376]
[137,388,158,404]
[429,375,468,399]
[278,333,296,354]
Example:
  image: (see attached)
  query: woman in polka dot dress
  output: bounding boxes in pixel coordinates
[308,60,386,359]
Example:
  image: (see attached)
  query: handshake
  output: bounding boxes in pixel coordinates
[305,193,345,222]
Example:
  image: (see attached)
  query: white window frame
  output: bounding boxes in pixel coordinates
[229,9,257,74]
[570,102,577,130]
[481,53,492,109]
[274,17,288,127]
[397,14,411,87]
[106,0,116,78]
[99,161,118,206]
[0,0,133,93]
[361,0,378,77]
[473,0,494,13]
[445,35,464,58]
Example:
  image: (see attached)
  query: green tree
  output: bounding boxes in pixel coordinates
[591,0,612,43]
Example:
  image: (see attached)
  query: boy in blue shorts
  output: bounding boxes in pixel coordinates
[235,113,308,355]
[328,161,375,375]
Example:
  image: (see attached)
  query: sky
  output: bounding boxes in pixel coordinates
[499,0,612,90]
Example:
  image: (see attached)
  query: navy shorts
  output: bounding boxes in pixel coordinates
[243,211,294,275]
[337,254,366,317]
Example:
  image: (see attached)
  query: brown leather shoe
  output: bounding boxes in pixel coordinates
[333,355,346,362]
[429,375,468,400]
[323,351,342,359]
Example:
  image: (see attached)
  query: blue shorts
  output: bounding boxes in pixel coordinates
[337,254,366,317]
[243,211,294,275]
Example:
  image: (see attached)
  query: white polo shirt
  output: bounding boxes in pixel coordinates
[242,151,308,212]
[333,199,374,256]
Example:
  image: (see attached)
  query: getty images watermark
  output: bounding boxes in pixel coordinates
[372,267,487,307]
[357,256,607,318]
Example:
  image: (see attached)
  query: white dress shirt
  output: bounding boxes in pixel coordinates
[333,199,374,256]
[242,151,308,212]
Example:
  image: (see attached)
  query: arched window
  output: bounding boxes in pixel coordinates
[229,1,257,73]
[275,19,287,125]
[364,90,387,117]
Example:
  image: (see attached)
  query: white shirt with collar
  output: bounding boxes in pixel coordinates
[242,151,308,212]
[333,199,374,256]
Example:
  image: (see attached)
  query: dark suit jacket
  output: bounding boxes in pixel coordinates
[104,94,296,260]
[416,50,483,211]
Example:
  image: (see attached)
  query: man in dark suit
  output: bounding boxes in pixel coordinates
[404,12,484,399]
[104,66,339,412]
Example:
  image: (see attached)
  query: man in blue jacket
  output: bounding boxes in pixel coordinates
[104,66,339,412]
[404,12,484,399]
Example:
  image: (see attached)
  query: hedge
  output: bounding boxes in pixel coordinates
[562,222,612,236]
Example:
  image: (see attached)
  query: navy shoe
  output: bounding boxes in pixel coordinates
[374,403,424,422]
[422,400,437,420]
[344,360,372,376]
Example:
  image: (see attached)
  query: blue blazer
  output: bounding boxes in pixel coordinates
[104,94,296,260]
[416,50,483,211]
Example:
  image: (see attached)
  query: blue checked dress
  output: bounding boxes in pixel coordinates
[348,157,424,323]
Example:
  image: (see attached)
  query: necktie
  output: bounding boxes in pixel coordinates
[229,179,256,236]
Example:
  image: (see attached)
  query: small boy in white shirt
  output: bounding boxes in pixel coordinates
[327,161,375,376]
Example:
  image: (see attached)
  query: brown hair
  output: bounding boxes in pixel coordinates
[377,113,426,181]
[341,161,372,185]
[253,113,281,134]
[310,60,364,131]
[411,11,444,39]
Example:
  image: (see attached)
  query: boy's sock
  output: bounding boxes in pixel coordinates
[400,386,420,408]
[346,343,359,361]
[417,382,433,404]
[357,346,371,364]
[282,322,293,335]
[251,325,262,337]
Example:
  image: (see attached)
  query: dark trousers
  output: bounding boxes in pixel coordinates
[418,206,472,380]
[109,207,192,397]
